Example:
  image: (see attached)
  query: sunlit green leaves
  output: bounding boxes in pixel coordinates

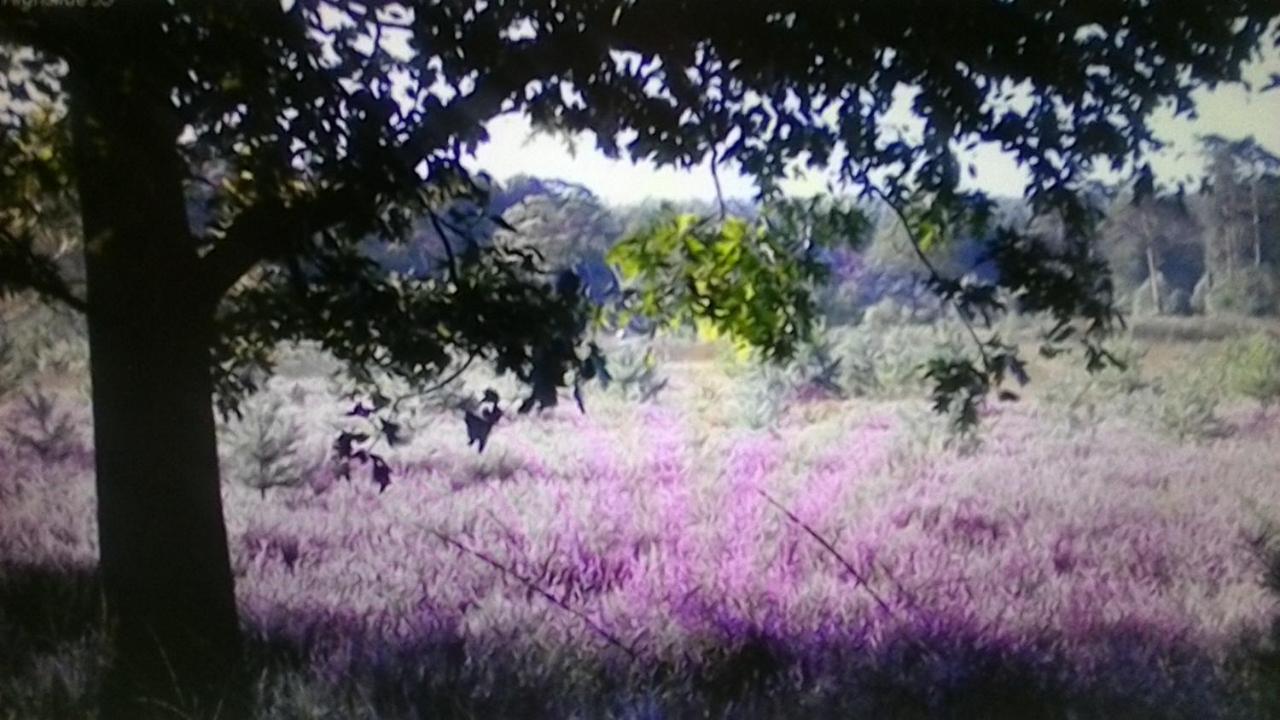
[609,199,869,363]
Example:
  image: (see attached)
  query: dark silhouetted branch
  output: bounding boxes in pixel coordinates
[756,488,894,615]
[434,530,639,661]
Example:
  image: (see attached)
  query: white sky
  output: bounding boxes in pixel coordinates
[469,48,1280,205]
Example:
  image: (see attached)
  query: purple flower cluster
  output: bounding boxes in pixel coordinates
[2,380,1278,714]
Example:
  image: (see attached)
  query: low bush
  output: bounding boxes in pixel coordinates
[1203,267,1280,318]
[221,394,322,497]
[4,387,85,465]
[1222,332,1280,410]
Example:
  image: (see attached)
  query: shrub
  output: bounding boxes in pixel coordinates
[830,324,967,400]
[861,298,908,330]
[4,387,84,465]
[1093,336,1150,396]
[0,300,89,401]
[1039,338,1146,435]
[606,343,669,403]
[0,331,22,400]
[222,394,319,497]
[1204,267,1279,318]
[1223,333,1280,409]
[1151,376,1225,442]
[890,403,982,462]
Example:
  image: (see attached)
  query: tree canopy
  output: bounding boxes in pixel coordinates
[4,2,1277,415]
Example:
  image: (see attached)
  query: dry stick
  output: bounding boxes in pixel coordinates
[756,489,894,615]
[389,350,480,413]
[425,207,462,285]
[708,142,728,221]
[433,530,639,661]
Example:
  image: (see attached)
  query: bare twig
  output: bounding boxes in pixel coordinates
[433,530,639,661]
[708,143,727,220]
[386,350,479,413]
[867,184,993,370]
[425,208,461,285]
[756,489,894,615]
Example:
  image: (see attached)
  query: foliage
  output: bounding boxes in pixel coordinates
[609,198,865,363]
[1200,135,1280,278]
[0,97,83,315]
[1204,266,1280,318]
[1090,336,1150,396]
[221,394,319,498]
[830,324,967,400]
[497,182,622,272]
[1098,192,1203,302]
[331,392,412,492]
[4,386,81,465]
[0,297,87,395]
[4,0,1267,430]
[604,343,669,404]
[0,329,20,400]
[4,2,1280,708]
[1150,377,1226,442]
[1245,529,1280,719]
[1223,333,1280,409]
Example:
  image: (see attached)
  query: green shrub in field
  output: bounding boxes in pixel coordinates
[1038,336,1225,441]
[1038,338,1146,435]
[1203,267,1279,318]
[1223,333,1280,409]
[606,343,669,403]
[731,337,845,429]
[1151,379,1224,441]
[222,394,319,497]
[1093,336,1150,396]
[830,323,968,400]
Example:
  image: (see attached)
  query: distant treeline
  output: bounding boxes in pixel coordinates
[363,137,1279,325]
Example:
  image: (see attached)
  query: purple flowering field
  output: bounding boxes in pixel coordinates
[3,334,1280,717]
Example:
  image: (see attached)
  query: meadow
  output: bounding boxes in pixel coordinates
[4,312,1280,718]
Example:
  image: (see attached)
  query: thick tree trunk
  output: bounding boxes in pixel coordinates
[68,57,246,719]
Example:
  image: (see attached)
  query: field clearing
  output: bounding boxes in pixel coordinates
[4,332,1280,717]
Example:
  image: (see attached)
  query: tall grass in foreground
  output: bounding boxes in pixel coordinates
[4,334,1280,718]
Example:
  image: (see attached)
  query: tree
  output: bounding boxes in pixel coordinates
[1099,190,1202,316]
[1202,135,1280,273]
[496,178,621,268]
[1,2,1276,717]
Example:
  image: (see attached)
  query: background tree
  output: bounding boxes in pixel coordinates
[1198,135,1280,315]
[495,177,621,267]
[1099,190,1203,316]
[1,2,1277,717]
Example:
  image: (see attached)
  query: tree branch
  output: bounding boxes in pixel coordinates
[0,230,88,313]
[868,185,995,370]
[198,186,369,304]
[434,530,639,661]
[424,208,461,285]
